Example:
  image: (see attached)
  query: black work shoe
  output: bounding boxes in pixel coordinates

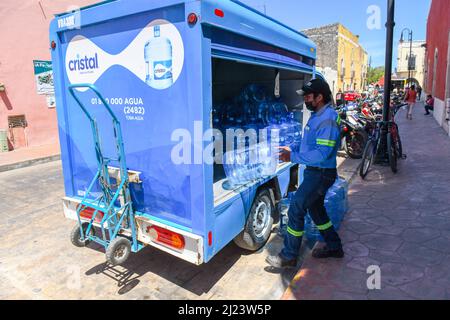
[265,254,297,268]
[312,246,344,259]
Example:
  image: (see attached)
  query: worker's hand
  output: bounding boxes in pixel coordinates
[277,146,292,163]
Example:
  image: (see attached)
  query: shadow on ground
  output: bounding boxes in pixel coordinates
[83,226,313,297]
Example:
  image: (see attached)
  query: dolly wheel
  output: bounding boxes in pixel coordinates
[70,222,94,247]
[106,237,131,266]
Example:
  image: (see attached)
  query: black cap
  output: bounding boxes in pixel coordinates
[297,78,332,98]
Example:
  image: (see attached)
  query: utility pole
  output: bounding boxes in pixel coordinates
[383,0,395,124]
[409,31,413,86]
[400,28,413,87]
[378,0,395,163]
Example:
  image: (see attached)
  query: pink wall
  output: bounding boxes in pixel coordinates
[0,0,97,148]
[425,0,450,100]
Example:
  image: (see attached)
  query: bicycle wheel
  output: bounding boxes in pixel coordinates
[393,123,403,158]
[387,132,398,173]
[360,139,375,179]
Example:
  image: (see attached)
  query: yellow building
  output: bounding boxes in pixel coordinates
[303,23,369,92]
[337,24,369,92]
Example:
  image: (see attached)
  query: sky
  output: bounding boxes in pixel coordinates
[239,0,432,68]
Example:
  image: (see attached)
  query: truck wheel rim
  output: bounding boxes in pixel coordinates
[252,201,270,238]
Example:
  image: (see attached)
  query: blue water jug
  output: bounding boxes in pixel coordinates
[277,198,290,237]
[240,84,267,104]
[223,143,278,187]
[277,192,296,237]
[305,177,349,241]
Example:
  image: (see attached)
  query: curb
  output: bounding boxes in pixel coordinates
[338,156,362,185]
[0,154,61,173]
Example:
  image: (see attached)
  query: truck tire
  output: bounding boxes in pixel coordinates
[233,189,274,251]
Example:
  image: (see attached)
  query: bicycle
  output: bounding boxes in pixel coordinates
[359,119,383,179]
[387,102,406,173]
[359,102,405,178]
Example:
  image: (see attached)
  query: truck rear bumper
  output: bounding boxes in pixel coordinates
[62,197,204,265]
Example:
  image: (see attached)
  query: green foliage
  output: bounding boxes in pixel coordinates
[367,66,385,84]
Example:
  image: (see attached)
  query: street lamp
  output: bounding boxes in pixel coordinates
[400,28,413,87]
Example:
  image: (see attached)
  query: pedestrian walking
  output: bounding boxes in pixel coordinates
[404,85,417,120]
[265,78,343,269]
[417,85,423,101]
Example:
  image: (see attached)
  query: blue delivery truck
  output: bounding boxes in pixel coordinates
[50,0,320,266]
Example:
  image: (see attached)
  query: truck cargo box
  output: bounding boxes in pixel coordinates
[50,0,317,264]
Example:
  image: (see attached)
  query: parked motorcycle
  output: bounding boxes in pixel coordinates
[336,104,368,159]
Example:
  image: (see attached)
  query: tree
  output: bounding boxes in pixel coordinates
[367,66,385,84]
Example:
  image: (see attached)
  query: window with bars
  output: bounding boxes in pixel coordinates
[409,55,417,71]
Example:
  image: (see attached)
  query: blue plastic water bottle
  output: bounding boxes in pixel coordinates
[144,25,173,89]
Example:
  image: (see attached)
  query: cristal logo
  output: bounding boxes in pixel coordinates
[68,53,99,71]
[154,61,172,80]
[65,19,184,91]
[154,65,169,76]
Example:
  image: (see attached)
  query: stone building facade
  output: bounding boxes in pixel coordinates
[396,40,426,88]
[303,23,368,92]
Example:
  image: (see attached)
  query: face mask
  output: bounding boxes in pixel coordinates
[305,101,316,112]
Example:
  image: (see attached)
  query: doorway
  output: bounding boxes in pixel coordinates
[8,115,28,149]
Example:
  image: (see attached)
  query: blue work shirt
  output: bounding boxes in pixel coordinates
[290,103,341,169]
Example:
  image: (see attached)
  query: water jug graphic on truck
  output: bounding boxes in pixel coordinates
[145,25,174,89]
[50,0,320,266]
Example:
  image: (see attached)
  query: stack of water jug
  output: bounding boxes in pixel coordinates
[216,84,303,187]
[223,143,278,187]
[277,168,349,240]
[304,177,349,241]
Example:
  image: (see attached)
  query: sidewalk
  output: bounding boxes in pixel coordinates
[0,143,60,172]
[283,102,450,300]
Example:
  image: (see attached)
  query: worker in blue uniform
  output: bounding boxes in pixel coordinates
[266,78,344,269]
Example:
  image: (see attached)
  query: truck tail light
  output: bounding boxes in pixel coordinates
[187,13,198,25]
[215,9,224,18]
[208,231,213,246]
[77,205,104,223]
[147,226,185,251]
